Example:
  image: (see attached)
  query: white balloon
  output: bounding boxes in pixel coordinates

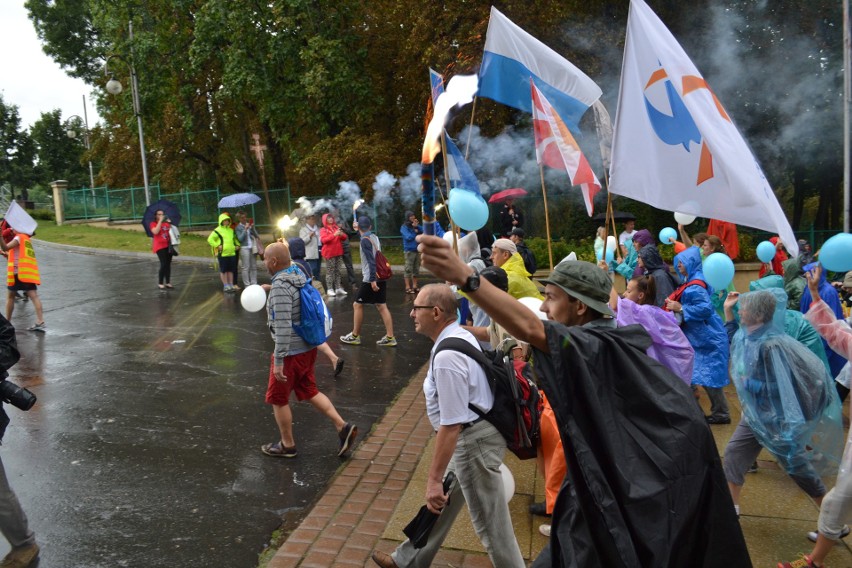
[499,463,515,503]
[518,296,547,320]
[240,284,267,312]
[674,211,697,225]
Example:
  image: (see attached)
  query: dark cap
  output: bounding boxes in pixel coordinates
[479,266,509,292]
[539,260,613,316]
[509,227,525,238]
[357,216,372,229]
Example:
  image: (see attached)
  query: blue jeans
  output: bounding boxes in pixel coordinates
[391,421,525,568]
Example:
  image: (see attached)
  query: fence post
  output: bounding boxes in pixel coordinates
[50,180,68,225]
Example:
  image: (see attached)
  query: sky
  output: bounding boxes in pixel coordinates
[0,2,101,130]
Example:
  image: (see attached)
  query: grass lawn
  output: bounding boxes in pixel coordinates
[32,221,406,264]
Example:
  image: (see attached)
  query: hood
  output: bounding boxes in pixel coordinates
[218,213,231,226]
[803,262,826,285]
[633,229,653,247]
[272,265,307,288]
[749,274,784,292]
[637,244,665,272]
[287,237,307,260]
[456,231,481,264]
[322,213,337,228]
[502,252,531,278]
[782,257,803,285]
[673,246,705,284]
[404,211,415,227]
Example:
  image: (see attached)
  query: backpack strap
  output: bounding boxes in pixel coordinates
[665,279,707,308]
[433,337,491,417]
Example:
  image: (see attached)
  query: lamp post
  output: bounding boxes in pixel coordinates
[65,107,95,189]
[104,21,150,206]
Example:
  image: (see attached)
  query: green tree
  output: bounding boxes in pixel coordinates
[0,95,36,194]
[29,110,90,189]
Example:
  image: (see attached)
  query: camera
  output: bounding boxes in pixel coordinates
[0,379,36,411]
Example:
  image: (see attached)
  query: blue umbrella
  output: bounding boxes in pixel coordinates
[142,200,181,238]
[218,192,261,208]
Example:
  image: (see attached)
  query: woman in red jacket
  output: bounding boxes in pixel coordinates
[320,213,347,297]
[150,210,173,290]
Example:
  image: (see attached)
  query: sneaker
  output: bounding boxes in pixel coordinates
[529,502,551,517]
[539,524,551,537]
[335,288,347,295]
[327,289,337,297]
[232,284,241,291]
[338,423,358,456]
[27,322,45,332]
[777,554,821,568]
[0,543,39,567]
[223,285,232,292]
[747,461,759,473]
[376,335,397,347]
[706,415,732,425]
[807,524,850,543]
[340,332,361,345]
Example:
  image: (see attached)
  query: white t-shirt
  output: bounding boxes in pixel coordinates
[619,229,637,247]
[423,323,494,430]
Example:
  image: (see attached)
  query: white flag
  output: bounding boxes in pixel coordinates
[609,0,798,256]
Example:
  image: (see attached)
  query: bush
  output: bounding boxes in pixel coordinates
[30,209,55,221]
[526,236,597,268]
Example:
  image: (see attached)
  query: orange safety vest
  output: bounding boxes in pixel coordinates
[7,234,40,286]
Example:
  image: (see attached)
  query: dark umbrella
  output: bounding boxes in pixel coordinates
[402,472,455,548]
[488,187,528,204]
[592,210,635,222]
[142,200,182,237]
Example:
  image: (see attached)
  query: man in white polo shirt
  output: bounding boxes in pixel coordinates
[371,283,524,568]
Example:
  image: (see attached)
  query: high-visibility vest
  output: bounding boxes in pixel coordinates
[7,234,40,286]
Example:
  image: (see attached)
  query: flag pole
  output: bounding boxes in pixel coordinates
[465,97,478,160]
[440,132,460,254]
[538,164,554,270]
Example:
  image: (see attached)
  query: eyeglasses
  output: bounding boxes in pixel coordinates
[411,305,437,311]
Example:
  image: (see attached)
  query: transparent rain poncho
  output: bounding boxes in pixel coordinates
[731,289,844,476]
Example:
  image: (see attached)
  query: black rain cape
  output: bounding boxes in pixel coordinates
[531,320,750,568]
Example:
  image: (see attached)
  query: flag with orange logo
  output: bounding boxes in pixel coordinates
[531,81,601,216]
[609,0,798,256]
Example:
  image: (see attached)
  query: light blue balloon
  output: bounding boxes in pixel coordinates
[703,252,735,290]
[819,233,852,272]
[595,248,615,264]
[659,227,677,245]
[448,188,489,231]
[756,240,777,263]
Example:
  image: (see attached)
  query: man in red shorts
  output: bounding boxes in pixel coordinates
[259,242,357,458]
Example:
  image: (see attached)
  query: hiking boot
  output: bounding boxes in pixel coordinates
[0,543,39,568]
[777,555,822,568]
[27,322,45,332]
[807,524,850,543]
[376,335,397,347]
[338,423,358,457]
[340,332,361,345]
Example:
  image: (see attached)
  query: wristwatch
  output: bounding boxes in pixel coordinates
[460,273,480,293]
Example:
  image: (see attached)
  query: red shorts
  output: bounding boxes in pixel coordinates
[265,350,318,406]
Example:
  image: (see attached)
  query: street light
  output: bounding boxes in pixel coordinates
[65,107,95,189]
[104,21,150,206]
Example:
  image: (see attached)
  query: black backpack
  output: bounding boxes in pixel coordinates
[433,338,541,459]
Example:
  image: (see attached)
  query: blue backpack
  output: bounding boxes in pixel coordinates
[292,279,332,346]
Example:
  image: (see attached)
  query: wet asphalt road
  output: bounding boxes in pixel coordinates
[0,245,433,567]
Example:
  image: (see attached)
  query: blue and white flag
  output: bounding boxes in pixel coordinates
[479,6,602,132]
[429,68,481,194]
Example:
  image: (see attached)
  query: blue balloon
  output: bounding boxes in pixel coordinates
[703,252,735,290]
[819,233,852,272]
[448,188,488,231]
[659,227,677,245]
[756,240,777,263]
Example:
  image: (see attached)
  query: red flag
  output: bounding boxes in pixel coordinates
[531,81,601,215]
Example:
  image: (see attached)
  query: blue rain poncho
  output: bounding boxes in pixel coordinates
[749,275,830,375]
[672,247,729,388]
[730,289,844,477]
[613,239,638,281]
